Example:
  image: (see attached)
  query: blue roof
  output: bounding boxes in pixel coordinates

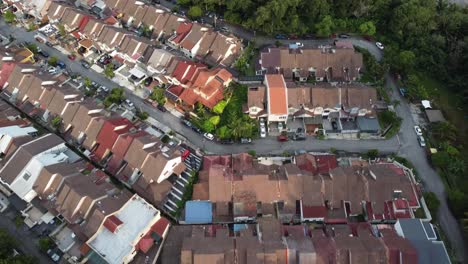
[185,201,212,224]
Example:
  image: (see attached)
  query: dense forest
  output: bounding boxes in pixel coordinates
[178,0,467,94]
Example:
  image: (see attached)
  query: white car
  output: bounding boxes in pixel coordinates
[125,99,134,107]
[295,42,304,47]
[203,133,214,141]
[375,42,384,50]
[418,136,426,147]
[260,127,267,138]
[414,126,423,136]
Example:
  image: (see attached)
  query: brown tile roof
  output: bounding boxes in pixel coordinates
[45,1,70,21]
[265,74,288,115]
[97,26,129,50]
[0,134,63,184]
[195,30,217,58]
[69,100,104,140]
[139,150,185,184]
[180,23,207,51]
[140,6,162,27]
[119,35,152,60]
[81,18,106,39]
[123,134,158,169]
[205,33,241,66]
[34,162,83,200]
[47,86,81,116]
[60,8,87,31]
[82,116,107,150]
[261,47,363,81]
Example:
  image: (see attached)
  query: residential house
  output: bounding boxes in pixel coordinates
[258,45,363,82]
[192,153,420,223]
[395,219,450,264]
[201,32,242,66]
[80,18,107,40]
[0,125,37,155]
[179,23,210,58]
[167,22,193,49]
[140,6,164,31]
[45,1,72,23]
[15,0,53,22]
[96,26,130,52]
[265,74,288,124]
[178,67,233,109]
[169,60,206,86]
[247,86,266,118]
[67,100,105,146]
[86,194,170,264]
[60,8,89,33]
[91,117,134,162]
[152,13,184,40]
[144,49,175,75]
[118,35,152,64]
[105,130,147,175]
[0,134,81,202]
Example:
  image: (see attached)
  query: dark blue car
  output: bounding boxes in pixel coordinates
[56,61,66,69]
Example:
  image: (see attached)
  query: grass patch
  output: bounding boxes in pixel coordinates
[378,110,402,139]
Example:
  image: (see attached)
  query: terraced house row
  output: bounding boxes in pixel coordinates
[0,48,199,211]
[0,101,170,264]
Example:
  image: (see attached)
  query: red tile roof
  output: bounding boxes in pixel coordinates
[171,22,193,44]
[137,217,170,254]
[171,61,206,84]
[93,118,134,160]
[103,215,123,233]
[265,74,288,115]
[106,131,147,174]
[302,205,327,218]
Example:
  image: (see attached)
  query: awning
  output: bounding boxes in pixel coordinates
[41,211,55,224]
[421,100,431,109]
[129,67,146,79]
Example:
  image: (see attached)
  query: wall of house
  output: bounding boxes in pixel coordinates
[157,156,182,183]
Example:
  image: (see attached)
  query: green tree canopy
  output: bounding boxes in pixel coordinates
[3,10,16,24]
[187,6,203,19]
[359,21,376,36]
[150,87,166,106]
[315,15,334,37]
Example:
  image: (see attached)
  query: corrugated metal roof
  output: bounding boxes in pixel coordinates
[185,200,212,224]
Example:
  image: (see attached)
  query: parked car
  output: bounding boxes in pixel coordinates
[182,119,193,128]
[240,138,252,144]
[277,134,288,142]
[47,248,61,263]
[38,50,49,58]
[293,135,306,141]
[144,77,153,86]
[338,33,350,38]
[157,104,167,112]
[125,99,134,107]
[295,42,304,47]
[288,34,298,40]
[375,42,384,50]
[260,127,266,138]
[275,34,287,40]
[414,126,423,136]
[203,132,214,141]
[67,54,76,60]
[331,121,338,130]
[56,61,66,69]
[192,126,202,134]
[80,60,90,69]
[418,135,426,147]
[219,139,234,144]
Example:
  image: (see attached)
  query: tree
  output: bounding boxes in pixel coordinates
[84,77,92,87]
[57,24,66,36]
[397,50,416,72]
[315,15,334,37]
[359,21,376,36]
[38,237,54,253]
[150,87,166,106]
[448,158,465,177]
[188,6,203,19]
[104,64,115,78]
[104,88,125,108]
[431,151,450,169]
[3,10,16,24]
[26,44,38,54]
[0,229,17,258]
[424,192,440,216]
[448,189,467,218]
[432,122,457,143]
[406,74,429,100]
[366,149,379,159]
[213,100,228,114]
[136,111,149,120]
[202,119,215,132]
[216,126,232,139]
[48,56,58,66]
[209,115,220,127]
[51,116,62,129]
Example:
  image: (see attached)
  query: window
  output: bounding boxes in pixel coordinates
[22,172,31,181]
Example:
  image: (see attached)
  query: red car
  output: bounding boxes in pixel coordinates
[68,54,76,60]
[277,134,289,142]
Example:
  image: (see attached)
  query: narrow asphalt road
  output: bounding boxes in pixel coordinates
[0,18,465,262]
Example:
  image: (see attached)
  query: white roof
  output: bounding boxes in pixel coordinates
[421,100,431,109]
[88,195,160,264]
[129,67,146,79]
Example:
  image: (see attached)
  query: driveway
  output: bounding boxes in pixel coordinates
[0,17,465,262]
